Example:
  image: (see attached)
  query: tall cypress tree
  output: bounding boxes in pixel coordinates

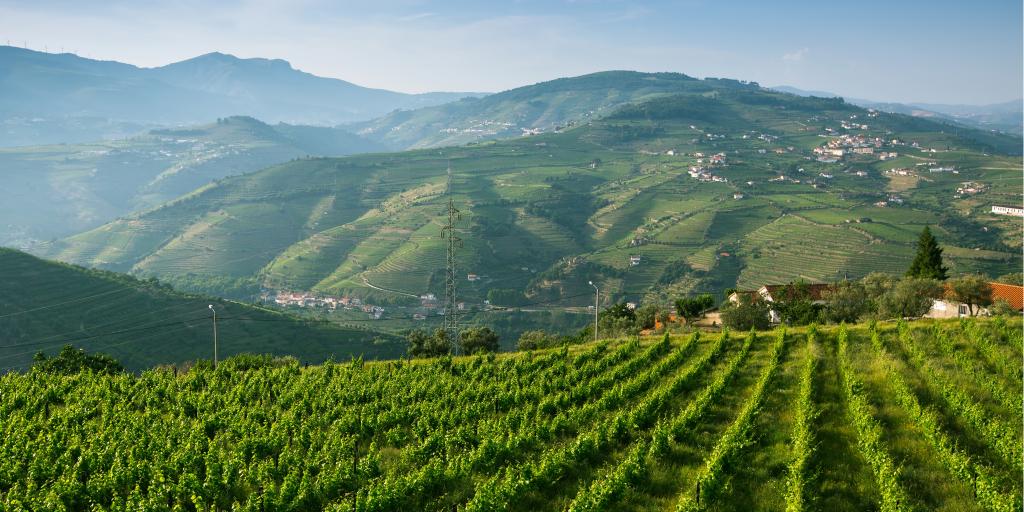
[906,226,948,280]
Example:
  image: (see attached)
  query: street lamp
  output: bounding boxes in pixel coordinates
[208,305,218,369]
[588,281,599,342]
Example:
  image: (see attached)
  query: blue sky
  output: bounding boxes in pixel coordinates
[0,0,1020,104]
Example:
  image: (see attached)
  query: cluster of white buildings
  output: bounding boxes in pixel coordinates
[266,291,385,319]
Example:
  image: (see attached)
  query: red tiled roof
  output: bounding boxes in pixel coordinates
[990,282,1023,311]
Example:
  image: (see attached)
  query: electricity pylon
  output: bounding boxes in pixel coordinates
[440,162,462,354]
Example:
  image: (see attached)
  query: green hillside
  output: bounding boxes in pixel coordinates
[0,248,402,371]
[0,116,383,248]
[41,84,1023,315]
[1,318,1020,510]
[348,71,722,149]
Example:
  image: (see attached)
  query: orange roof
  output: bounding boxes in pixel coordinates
[990,282,1023,311]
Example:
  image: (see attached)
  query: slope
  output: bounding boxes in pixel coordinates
[42,83,1023,315]
[348,71,718,149]
[0,116,385,249]
[0,248,402,371]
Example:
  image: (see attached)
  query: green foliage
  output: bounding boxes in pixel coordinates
[633,303,661,330]
[906,227,948,280]
[516,330,560,350]
[875,277,943,319]
[0,318,1019,510]
[944,274,994,316]
[460,326,501,354]
[822,280,870,323]
[989,298,1017,316]
[720,295,771,330]
[995,272,1023,285]
[32,345,125,375]
[406,328,452,358]
[674,294,715,321]
[772,281,824,326]
[487,288,527,307]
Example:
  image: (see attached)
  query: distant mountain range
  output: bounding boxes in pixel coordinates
[0,116,386,249]
[0,46,483,146]
[771,86,1023,134]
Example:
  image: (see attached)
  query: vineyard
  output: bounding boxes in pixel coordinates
[0,318,1020,511]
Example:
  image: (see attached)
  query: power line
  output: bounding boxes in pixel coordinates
[0,287,134,319]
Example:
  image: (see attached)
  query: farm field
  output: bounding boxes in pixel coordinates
[1,317,1020,510]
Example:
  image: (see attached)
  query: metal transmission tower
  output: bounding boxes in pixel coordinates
[440,163,463,354]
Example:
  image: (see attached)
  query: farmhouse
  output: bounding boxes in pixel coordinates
[629,255,642,266]
[467,274,480,282]
[927,282,1024,318]
[991,205,1024,217]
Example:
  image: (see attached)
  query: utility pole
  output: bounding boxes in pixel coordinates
[208,305,218,368]
[589,281,599,342]
[440,162,462,354]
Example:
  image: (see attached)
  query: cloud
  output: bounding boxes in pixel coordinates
[782,47,809,62]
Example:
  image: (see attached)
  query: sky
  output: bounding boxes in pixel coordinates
[0,0,1021,105]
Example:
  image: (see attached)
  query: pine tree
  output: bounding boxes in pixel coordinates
[906,226,948,280]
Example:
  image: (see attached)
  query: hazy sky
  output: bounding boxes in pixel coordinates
[1,0,1021,104]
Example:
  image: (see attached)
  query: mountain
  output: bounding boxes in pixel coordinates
[348,71,731,149]
[0,46,482,146]
[0,116,386,249]
[0,248,402,371]
[772,85,1023,134]
[40,80,1022,335]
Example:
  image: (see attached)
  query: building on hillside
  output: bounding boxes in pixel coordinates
[728,283,831,323]
[991,205,1024,217]
[629,255,642,266]
[927,282,1024,318]
[467,274,480,282]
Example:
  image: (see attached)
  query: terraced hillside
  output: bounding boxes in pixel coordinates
[1,318,1020,510]
[0,116,382,249]
[348,71,722,149]
[42,81,1023,310]
[0,248,402,371]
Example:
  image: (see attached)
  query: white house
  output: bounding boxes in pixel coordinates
[991,205,1024,217]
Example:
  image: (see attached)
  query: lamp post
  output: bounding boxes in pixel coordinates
[208,305,218,369]
[588,281,599,342]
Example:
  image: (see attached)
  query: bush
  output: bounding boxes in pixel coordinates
[32,345,125,375]
[875,278,943,319]
[720,296,771,331]
[460,326,501,354]
[517,330,557,350]
[407,328,452,358]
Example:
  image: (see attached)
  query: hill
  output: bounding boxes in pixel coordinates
[0,116,385,249]
[771,85,1023,134]
[0,248,402,371]
[40,84,1023,325]
[0,46,480,146]
[348,71,729,149]
[0,318,1020,509]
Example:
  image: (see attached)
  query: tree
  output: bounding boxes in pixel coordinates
[906,226,948,280]
[675,293,714,322]
[720,295,771,331]
[945,274,993,317]
[633,304,660,330]
[599,303,638,337]
[407,328,451,358]
[460,327,501,354]
[517,330,555,350]
[822,280,869,323]
[772,281,823,325]
[32,345,124,375]
[988,299,1017,317]
[875,278,943,319]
